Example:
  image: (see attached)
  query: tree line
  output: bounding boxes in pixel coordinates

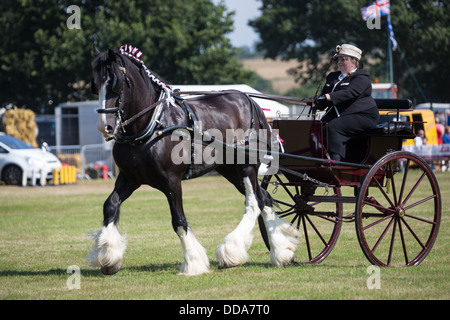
[1,0,448,113]
[251,0,450,103]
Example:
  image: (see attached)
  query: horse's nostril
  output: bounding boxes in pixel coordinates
[106,125,113,133]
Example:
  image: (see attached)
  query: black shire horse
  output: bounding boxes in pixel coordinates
[88,45,299,275]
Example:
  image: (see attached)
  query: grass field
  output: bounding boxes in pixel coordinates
[0,173,448,300]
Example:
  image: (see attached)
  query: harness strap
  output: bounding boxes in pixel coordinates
[173,90,313,106]
[111,91,167,145]
[122,97,169,127]
[173,92,200,179]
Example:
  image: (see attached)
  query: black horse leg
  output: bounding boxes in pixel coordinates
[163,178,210,275]
[88,172,139,275]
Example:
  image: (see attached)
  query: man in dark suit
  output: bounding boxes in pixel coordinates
[315,44,379,161]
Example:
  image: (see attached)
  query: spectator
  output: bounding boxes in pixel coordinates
[436,123,445,144]
[435,112,445,126]
[414,129,426,146]
[443,126,450,144]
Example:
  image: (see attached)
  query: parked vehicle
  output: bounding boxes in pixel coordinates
[0,133,61,186]
[378,109,438,146]
[372,82,397,99]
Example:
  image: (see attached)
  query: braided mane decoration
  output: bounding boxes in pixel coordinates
[119,44,174,105]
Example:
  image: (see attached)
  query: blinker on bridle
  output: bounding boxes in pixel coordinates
[95,65,129,115]
[95,64,132,139]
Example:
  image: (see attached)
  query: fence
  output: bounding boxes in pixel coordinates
[49,144,115,180]
[403,145,450,161]
[46,143,450,181]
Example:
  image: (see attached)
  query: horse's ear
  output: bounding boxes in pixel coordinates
[108,49,116,62]
[91,78,98,95]
[93,45,100,57]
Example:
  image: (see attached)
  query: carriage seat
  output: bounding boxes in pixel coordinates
[361,98,414,136]
[344,98,414,162]
[363,122,413,135]
[374,98,412,110]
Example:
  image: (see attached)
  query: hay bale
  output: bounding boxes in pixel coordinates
[2,108,38,147]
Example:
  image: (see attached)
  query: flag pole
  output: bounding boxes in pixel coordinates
[388,16,394,85]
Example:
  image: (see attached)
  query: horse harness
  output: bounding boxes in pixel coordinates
[97,85,269,179]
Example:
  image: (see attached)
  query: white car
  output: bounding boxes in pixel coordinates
[0,133,61,186]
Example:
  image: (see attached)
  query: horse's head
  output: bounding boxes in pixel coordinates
[91,46,126,139]
[91,45,162,141]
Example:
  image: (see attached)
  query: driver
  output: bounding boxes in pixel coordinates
[314,44,379,161]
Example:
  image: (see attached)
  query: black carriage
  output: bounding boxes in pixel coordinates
[258,98,441,267]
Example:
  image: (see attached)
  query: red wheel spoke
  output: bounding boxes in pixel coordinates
[387,162,398,205]
[363,198,395,214]
[404,213,437,225]
[371,216,395,253]
[401,217,426,249]
[274,199,295,209]
[296,214,302,230]
[373,174,396,208]
[363,213,394,231]
[305,214,328,247]
[275,175,295,199]
[398,219,409,264]
[290,213,299,226]
[387,219,398,266]
[398,160,410,204]
[302,216,312,261]
[317,214,340,224]
[401,171,427,207]
[403,194,437,211]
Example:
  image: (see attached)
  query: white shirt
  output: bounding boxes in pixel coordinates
[414,136,424,146]
[338,68,358,81]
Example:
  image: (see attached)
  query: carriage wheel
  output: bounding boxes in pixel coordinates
[259,173,343,264]
[355,151,441,267]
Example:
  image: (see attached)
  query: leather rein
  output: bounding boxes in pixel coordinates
[99,88,314,145]
[121,90,313,127]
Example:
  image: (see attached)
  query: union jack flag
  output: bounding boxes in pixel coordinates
[361,0,391,21]
[387,15,398,50]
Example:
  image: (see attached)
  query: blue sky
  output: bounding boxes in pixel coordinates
[212,0,261,48]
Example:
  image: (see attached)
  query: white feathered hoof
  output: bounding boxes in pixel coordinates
[215,239,249,269]
[215,177,259,269]
[262,206,300,268]
[87,223,127,275]
[177,227,211,276]
[101,260,122,275]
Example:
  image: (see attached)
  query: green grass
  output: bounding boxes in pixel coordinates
[0,174,449,300]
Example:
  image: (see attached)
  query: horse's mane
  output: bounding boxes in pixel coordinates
[117,45,171,97]
[92,45,170,98]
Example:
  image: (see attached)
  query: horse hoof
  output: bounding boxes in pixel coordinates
[101,260,122,275]
[218,263,239,270]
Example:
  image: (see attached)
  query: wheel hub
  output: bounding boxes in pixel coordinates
[395,207,405,218]
[293,194,314,215]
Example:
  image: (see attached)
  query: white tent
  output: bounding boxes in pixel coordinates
[172,84,291,119]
